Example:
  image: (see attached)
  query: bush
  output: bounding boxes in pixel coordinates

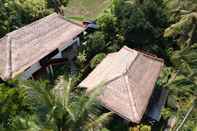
[86,32,106,57]
[140,125,151,131]
[77,50,87,65]
[90,53,106,69]
[0,82,33,128]
[97,13,117,41]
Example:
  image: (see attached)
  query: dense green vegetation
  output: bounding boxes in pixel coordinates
[0,0,196,130]
[0,77,112,131]
[77,0,197,130]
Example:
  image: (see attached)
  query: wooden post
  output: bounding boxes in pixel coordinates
[77,37,80,46]
[46,66,50,76]
[31,75,35,80]
[49,64,54,78]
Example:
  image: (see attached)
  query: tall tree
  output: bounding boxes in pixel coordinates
[163,5,197,129]
[112,0,168,49]
[164,0,197,22]
[0,0,50,37]
[164,12,197,47]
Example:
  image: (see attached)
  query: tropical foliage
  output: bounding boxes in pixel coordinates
[0,0,197,130]
[0,77,112,131]
[77,0,197,130]
[163,9,197,129]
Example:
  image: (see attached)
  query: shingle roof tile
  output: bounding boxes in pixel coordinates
[0,13,85,80]
[79,46,164,123]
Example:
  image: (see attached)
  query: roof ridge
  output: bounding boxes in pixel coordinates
[120,47,139,74]
[103,48,138,84]
[121,46,136,52]
[124,53,141,122]
[4,35,12,80]
[123,74,140,122]
[105,50,141,122]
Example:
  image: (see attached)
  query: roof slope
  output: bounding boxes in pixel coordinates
[0,13,85,80]
[79,46,164,123]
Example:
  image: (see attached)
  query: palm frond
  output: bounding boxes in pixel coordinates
[18,80,55,111]
[64,78,72,107]
[14,78,111,131]
[84,112,113,131]
[164,13,197,38]
[171,43,197,81]
[53,76,67,104]
[83,83,105,113]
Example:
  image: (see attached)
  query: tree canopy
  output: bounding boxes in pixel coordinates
[0,0,197,130]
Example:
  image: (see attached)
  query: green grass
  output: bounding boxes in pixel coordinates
[64,0,112,21]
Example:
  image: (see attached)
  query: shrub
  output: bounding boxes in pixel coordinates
[90,53,106,69]
[140,125,151,131]
[86,32,106,57]
[77,50,87,65]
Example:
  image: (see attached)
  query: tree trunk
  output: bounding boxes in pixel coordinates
[51,0,64,15]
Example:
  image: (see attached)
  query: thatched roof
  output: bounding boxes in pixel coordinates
[0,13,85,80]
[79,46,164,123]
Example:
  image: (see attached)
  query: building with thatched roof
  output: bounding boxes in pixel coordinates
[0,13,85,80]
[79,46,164,123]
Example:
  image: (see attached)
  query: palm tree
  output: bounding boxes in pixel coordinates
[165,43,197,98]
[160,43,197,130]
[164,0,197,22]
[12,76,112,131]
[163,10,197,129]
[164,3,197,88]
[164,12,197,47]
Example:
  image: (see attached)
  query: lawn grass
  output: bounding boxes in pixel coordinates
[64,0,112,21]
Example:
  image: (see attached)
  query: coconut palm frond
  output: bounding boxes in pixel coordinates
[168,42,197,98]
[53,76,77,122]
[16,77,111,131]
[164,13,197,38]
[84,112,113,131]
[53,76,67,104]
[169,75,196,94]
[164,12,197,47]
[65,83,107,130]
[83,83,105,112]
[171,43,197,79]
[75,83,105,125]
[19,80,54,109]
[65,78,72,105]
[65,106,76,122]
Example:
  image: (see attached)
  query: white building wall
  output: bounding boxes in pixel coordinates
[20,62,42,80]
[52,51,63,59]
[59,38,79,52]
[52,38,80,59]
[19,37,80,80]
[51,38,79,59]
